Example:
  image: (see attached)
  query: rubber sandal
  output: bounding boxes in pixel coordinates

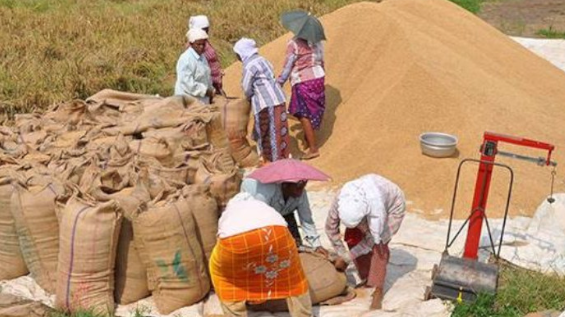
[301,152,320,160]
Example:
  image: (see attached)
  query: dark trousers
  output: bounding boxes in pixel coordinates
[283,213,302,247]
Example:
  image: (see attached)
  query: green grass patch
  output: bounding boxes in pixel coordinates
[452,261,565,317]
[537,26,565,39]
[0,0,375,116]
[449,0,485,13]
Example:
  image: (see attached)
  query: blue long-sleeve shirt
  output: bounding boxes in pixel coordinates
[240,178,321,248]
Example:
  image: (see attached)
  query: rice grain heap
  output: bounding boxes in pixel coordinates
[223,0,565,218]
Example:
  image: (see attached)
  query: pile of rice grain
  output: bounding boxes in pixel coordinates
[223,0,565,219]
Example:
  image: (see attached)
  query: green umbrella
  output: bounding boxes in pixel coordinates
[281,10,326,44]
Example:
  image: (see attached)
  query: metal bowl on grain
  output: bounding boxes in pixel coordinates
[419,132,458,158]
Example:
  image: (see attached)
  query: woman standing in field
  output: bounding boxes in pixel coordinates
[188,15,225,96]
[234,38,289,163]
[277,35,325,160]
[174,28,214,104]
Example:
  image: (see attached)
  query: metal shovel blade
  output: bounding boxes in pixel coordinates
[428,254,499,303]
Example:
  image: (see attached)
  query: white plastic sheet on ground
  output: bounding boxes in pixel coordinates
[483,194,565,274]
[512,37,565,72]
[2,191,564,316]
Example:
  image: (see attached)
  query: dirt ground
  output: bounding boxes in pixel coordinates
[479,0,565,37]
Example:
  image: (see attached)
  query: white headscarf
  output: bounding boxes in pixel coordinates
[233,38,259,62]
[188,15,210,29]
[186,28,209,44]
[337,175,386,244]
[338,180,371,228]
[218,193,287,238]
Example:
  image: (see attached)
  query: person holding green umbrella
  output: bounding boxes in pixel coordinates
[277,11,326,160]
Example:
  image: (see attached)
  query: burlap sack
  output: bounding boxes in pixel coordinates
[204,112,230,152]
[129,138,175,167]
[194,150,241,210]
[43,100,87,125]
[20,131,48,150]
[14,113,41,134]
[133,196,210,314]
[0,173,28,280]
[0,293,54,317]
[59,157,91,185]
[77,159,100,193]
[142,123,209,154]
[56,197,122,315]
[114,218,150,305]
[229,138,259,168]
[85,171,151,305]
[115,96,198,135]
[86,89,160,106]
[114,176,152,304]
[211,97,250,139]
[181,185,219,264]
[211,97,259,167]
[146,163,190,186]
[249,252,349,312]
[179,121,211,151]
[10,181,66,293]
[173,151,203,183]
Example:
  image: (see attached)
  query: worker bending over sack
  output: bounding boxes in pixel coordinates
[325,173,406,310]
[210,193,312,317]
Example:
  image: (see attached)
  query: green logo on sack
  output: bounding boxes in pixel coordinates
[155,250,189,282]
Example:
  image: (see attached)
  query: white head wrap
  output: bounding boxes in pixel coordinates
[188,15,210,29]
[186,28,209,43]
[219,194,287,238]
[233,38,259,62]
[226,192,255,206]
[337,181,370,228]
[338,174,387,244]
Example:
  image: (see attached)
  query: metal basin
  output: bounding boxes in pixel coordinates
[419,132,458,158]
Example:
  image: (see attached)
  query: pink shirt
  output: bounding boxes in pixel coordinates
[277,38,325,86]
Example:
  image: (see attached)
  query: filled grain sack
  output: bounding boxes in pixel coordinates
[89,172,152,304]
[194,150,241,210]
[229,138,259,168]
[173,151,203,183]
[133,195,210,314]
[86,89,160,106]
[212,97,259,167]
[249,252,349,312]
[129,137,176,167]
[142,122,209,154]
[114,96,199,135]
[181,185,219,264]
[10,180,66,293]
[205,111,230,150]
[0,172,28,280]
[42,100,87,125]
[56,197,122,315]
[114,218,150,305]
[146,163,190,186]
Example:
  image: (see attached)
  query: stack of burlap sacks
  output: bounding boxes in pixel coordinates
[0,90,255,315]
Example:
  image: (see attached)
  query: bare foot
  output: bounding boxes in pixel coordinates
[301,151,320,160]
[370,288,383,310]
